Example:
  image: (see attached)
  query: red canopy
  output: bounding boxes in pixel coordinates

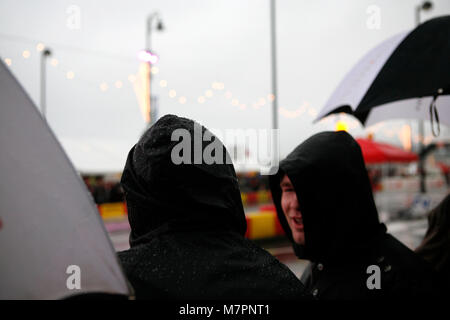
[356,138,418,164]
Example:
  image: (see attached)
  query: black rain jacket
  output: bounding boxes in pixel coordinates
[118,115,307,300]
[269,131,440,300]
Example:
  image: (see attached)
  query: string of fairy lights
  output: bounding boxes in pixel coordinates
[2,40,331,120]
[1,36,438,146]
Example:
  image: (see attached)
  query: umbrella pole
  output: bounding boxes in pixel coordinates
[415,1,433,193]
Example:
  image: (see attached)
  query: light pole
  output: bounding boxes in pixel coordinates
[142,12,164,126]
[416,1,433,193]
[146,12,164,52]
[270,0,279,160]
[40,48,52,121]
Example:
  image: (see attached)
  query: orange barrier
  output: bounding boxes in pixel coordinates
[99,200,285,240]
[99,191,272,216]
[259,204,276,212]
[257,190,270,203]
[241,190,272,206]
[241,193,247,206]
[97,202,127,220]
[245,207,285,240]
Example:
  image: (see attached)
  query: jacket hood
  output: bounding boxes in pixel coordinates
[269,131,386,263]
[121,115,247,247]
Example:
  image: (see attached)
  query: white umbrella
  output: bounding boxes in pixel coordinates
[315,31,408,121]
[315,16,450,131]
[363,96,450,127]
[0,60,131,299]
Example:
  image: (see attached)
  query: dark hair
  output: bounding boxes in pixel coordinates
[415,194,450,273]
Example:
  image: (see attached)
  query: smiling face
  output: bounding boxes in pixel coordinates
[280,174,305,245]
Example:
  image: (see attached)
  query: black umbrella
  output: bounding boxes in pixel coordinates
[316,15,450,136]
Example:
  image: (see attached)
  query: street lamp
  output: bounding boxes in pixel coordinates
[40,48,52,121]
[270,0,279,163]
[146,12,164,50]
[138,12,164,126]
[416,1,433,193]
[416,1,433,25]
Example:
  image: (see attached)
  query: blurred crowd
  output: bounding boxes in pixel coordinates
[83,173,271,205]
[236,173,270,193]
[82,176,124,204]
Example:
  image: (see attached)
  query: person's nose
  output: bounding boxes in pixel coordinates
[288,200,300,216]
[291,196,300,212]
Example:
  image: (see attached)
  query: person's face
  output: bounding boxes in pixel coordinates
[280,175,305,245]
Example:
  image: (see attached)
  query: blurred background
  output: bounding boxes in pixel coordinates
[1,0,449,277]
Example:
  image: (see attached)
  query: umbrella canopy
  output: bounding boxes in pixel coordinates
[362,96,450,127]
[0,60,131,299]
[316,16,450,128]
[356,138,418,164]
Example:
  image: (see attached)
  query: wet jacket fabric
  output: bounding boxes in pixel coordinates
[415,194,450,291]
[269,131,439,300]
[118,115,307,300]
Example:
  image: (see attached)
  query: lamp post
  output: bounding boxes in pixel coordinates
[146,12,164,51]
[416,1,433,193]
[415,1,432,26]
[40,48,52,121]
[141,12,164,126]
[270,0,279,161]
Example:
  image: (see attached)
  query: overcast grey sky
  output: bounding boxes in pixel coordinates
[1,0,450,172]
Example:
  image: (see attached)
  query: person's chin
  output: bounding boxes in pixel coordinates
[293,232,305,246]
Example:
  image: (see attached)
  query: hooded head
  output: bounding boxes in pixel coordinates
[269,131,385,263]
[121,115,247,247]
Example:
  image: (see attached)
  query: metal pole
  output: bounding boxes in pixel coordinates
[415,2,433,193]
[416,4,426,193]
[146,13,158,51]
[146,19,151,50]
[416,6,425,155]
[146,13,160,126]
[146,16,152,126]
[415,5,421,26]
[270,0,279,155]
[40,48,51,121]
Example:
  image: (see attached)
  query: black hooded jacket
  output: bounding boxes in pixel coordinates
[117,115,307,300]
[269,131,439,300]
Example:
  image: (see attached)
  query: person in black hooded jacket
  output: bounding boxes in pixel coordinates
[269,131,439,300]
[117,114,307,300]
[415,194,450,291]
